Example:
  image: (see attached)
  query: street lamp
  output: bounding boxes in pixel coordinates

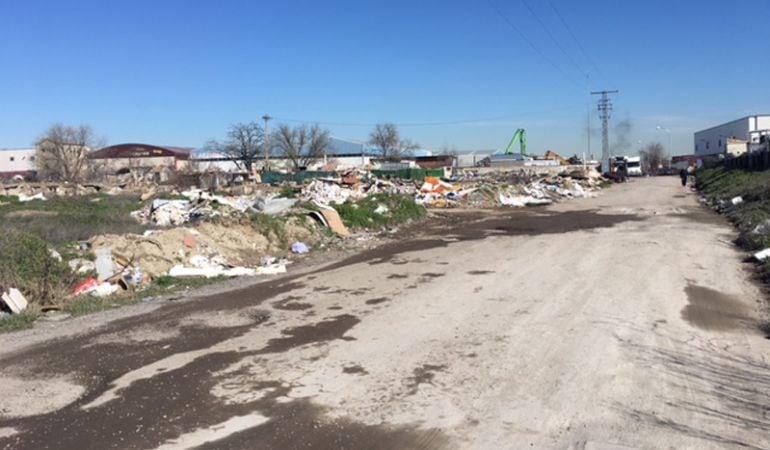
[656,126,672,153]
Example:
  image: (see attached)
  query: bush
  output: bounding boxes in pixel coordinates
[0,230,77,307]
[333,194,426,229]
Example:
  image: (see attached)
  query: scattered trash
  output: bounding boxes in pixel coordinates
[183,234,197,248]
[754,248,770,262]
[731,196,744,206]
[1,288,28,314]
[73,278,100,296]
[256,256,289,275]
[374,204,390,215]
[316,204,351,236]
[18,192,47,202]
[254,195,298,214]
[168,255,257,278]
[49,249,63,262]
[94,248,115,281]
[753,219,770,236]
[291,242,310,254]
[68,258,96,274]
[92,283,120,297]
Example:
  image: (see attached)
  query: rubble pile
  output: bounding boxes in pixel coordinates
[293,168,603,210]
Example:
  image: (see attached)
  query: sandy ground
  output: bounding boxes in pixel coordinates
[0,176,768,449]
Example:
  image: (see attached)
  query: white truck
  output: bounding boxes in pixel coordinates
[626,156,643,176]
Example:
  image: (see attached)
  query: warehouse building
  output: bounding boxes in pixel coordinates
[88,143,193,179]
[694,115,770,157]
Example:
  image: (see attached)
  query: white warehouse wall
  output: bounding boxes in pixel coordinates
[0,148,37,174]
[693,116,770,157]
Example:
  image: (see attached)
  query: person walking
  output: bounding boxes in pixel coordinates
[679,168,689,187]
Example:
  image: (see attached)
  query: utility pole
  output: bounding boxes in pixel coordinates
[261,114,272,171]
[591,90,618,174]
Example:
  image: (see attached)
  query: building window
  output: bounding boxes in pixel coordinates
[718,139,722,148]
[706,142,710,150]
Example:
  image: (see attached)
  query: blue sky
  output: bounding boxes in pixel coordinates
[1,0,768,157]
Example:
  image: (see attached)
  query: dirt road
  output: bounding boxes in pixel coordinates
[1,176,768,449]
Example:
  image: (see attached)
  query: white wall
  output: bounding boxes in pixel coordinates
[694,118,750,157]
[695,115,770,156]
[751,116,770,143]
[0,148,36,174]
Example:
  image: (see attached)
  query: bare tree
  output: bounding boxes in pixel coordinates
[368,123,419,160]
[439,143,458,156]
[639,142,666,174]
[272,124,331,171]
[213,122,264,171]
[307,125,332,165]
[36,124,102,182]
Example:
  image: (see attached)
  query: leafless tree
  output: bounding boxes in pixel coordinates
[36,124,102,182]
[439,143,458,156]
[272,124,331,171]
[639,142,666,174]
[368,123,419,160]
[211,122,264,171]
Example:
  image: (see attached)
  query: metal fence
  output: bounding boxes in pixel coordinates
[722,149,770,171]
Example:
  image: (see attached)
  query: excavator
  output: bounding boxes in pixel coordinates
[503,128,527,156]
[478,128,528,166]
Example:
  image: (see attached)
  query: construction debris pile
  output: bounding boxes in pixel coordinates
[0,166,606,311]
[295,168,604,209]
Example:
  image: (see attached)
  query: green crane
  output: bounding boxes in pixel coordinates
[503,128,527,156]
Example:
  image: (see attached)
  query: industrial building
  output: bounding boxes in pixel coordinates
[191,136,375,172]
[88,143,193,175]
[0,148,37,179]
[694,115,770,157]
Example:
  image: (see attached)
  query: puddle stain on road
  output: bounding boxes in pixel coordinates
[405,364,448,395]
[681,284,751,331]
[365,297,390,305]
[467,270,495,275]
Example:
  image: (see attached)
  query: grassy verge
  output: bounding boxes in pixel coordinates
[0,194,146,244]
[0,275,223,333]
[696,167,770,285]
[333,193,426,230]
[696,167,770,250]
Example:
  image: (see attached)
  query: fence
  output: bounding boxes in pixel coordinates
[722,149,770,171]
[260,171,336,185]
[371,168,445,181]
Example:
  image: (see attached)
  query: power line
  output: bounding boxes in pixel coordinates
[272,103,586,128]
[519,0,589,80]
[547,0,603,79]
[591,89,618,172]
[485,0,581,86]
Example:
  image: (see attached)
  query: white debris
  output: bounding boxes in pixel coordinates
[754,248,770,262]
[17,193,46,202]
[68,258,96,274]
[1,288,28,314]
[48,249,63,262]
[731,196,744,206]
[92,283,120,297]
[94,248,114,281]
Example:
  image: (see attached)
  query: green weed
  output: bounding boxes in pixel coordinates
[333,194,425,230]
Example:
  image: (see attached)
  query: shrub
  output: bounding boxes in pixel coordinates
[333,194,426,230]
[0,230,77,307]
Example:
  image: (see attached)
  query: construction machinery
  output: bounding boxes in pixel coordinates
[503,128,527,156]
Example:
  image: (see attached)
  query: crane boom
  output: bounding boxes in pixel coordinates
[504,128,527,155]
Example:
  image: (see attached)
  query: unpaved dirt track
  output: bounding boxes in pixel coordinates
[1,176,769,449]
